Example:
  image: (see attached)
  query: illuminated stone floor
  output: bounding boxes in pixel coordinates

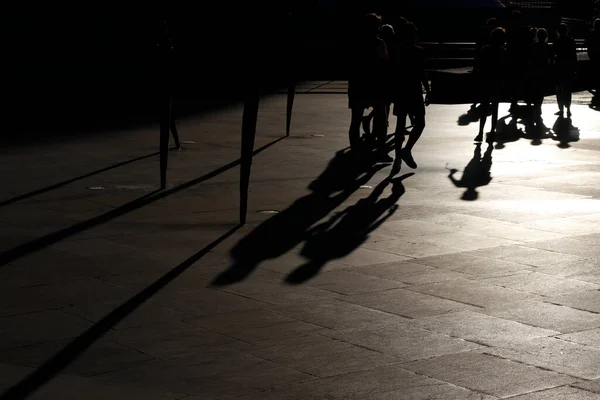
[2,88,600,399]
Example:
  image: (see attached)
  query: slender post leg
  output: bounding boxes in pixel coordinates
[240,87,260,224]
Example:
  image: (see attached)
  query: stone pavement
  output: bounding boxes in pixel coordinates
[2,83,600,399]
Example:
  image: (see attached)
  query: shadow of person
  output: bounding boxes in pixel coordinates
[285,173,414,284]
[458,105,484,126]
[552,116,580,148]
[494,114,523,149]
[448,142,493,201]
[211,148,387,286]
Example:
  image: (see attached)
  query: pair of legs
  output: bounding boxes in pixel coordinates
[391,100,425,175]
[476,91,499,142]
[350,104,387,154]
[555,78,573,117]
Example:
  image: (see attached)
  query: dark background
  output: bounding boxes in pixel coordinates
[3,1,596,142]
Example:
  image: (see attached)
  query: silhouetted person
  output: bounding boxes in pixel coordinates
[586,19,600,105]
[527,28,552,133]
[348,13,388,155]
[362,23,395,139]
[471,17,500,113]
[159,21,182,150]
[506,10,530,113]
[448,142,493,201]
[389,21,430,176]
[474,27,507,143]
[552,23,578,118]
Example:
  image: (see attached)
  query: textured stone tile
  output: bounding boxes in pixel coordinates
[107,320,240,359]
[29,278,135,306]
[343,288,478,319]
[24,374,186,400]
[412,252,528,276]
[574,380,600,395]
[98,348,312,397]
[303,270,405,295]
[3,261,109,287]
[478,271,600,297]
[363,238,464,258]
[247,333,400,377]
[0,337,156,377]
[526,238,600,259]
[508,386,600,399]
[486,337,600,379]
[0,310,92,350]
[412,311,559,346]
[547,290,600,313]
[335,247,411,267]
[220,385,337,400]
[64,300,190,330]
[154,288,267,317]
[559,328,600,348]
[419,231,521,251]
[402,352,575,398]
[349,261,473,285]
[0,287,69,317]
[302,364,494,400]
[408,279,541,308]
[0,362,34,390]
[271,298,407,330]
[468,245,589,268]
[520,218,600,235]
[322,321,483,361]
[196,310,324,345]
[484,301,600,333]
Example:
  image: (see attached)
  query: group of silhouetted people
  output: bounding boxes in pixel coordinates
[349,11,600,154]
[348,13,430,176]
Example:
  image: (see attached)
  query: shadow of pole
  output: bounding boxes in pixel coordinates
[0,225,241,400]
[0,152,160,209]
[0,136,285,268]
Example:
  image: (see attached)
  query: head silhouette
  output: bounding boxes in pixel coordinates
[536,28,548,43]
[557,23,569,38]
[510,10,521,26]
[397,21,417,45]
[363,13,382,37]
[380,24,395,43]
[490,27,506,46]
[594,19,600,32]
[486,17,499,29]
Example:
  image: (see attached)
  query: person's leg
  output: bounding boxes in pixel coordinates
[477,99,489,141]
[391,107,407,175]
[402,111,425,169]
[488,100,499,142]
[349,107,363,149]
[556,81,565,116]
[565,78,573,117]
[373,103,389,158]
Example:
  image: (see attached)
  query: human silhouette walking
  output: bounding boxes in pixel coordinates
[527,28,552,134]
[506,10,530,113]
[362,23,396,140]
[552,23,578,118]
[388,21,430,176]
[586,18,600,106]
[348,13,388,156]
[474,27,507,143]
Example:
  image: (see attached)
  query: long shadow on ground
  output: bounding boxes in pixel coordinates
[211,147,391,286]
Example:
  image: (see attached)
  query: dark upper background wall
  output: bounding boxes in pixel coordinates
[3,1,596,141]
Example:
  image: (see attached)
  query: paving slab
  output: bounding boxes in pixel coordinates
[2,91,600,398]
